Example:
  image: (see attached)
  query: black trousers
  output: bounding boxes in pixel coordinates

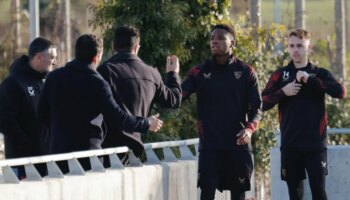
[282,149,327,200]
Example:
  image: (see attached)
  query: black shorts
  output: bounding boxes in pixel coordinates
[198,149,253,192]
[281,149,328,181]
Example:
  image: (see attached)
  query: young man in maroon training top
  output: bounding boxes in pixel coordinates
[262,29,346,200]
[182,24,262,200]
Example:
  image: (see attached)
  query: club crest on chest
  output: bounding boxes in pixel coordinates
[282,71,289,81]
[27,86,35,96]
[234,71,242,79]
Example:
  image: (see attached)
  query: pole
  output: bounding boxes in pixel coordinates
[335,0,346,79]
[274,0,281,23]
[295,0,305,29]
[65,0,71,61]
[29,0,39,42]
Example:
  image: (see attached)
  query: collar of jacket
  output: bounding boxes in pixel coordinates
[287,60,315,71]
[211,54,236,65]
[66,59,97,74]
[109,51,143,63]
[210,54,236,68]
[10,55,48,80]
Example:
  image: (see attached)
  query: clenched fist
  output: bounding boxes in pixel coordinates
[147,113,163,132]
[166,55,180,73]
[296,71,309,83]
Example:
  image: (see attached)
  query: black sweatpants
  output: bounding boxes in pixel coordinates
[281,149,327,200]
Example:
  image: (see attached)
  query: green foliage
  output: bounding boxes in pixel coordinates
[91,0,231,73]
[0,39,15,81]
[326,84,350,145]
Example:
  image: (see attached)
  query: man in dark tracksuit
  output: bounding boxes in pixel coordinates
[37,34,162,173]
[262,29,346,200]
[98,25,181,157]
[0,37,57,178]
[182,24,262,200]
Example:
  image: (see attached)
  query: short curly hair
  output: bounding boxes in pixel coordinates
[211,24,236,40]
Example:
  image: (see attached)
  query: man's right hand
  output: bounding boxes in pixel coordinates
[166,55,180,73]
[282,80,302,96]
[147,113,163,132]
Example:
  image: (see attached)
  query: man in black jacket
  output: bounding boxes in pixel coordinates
[38,34,162,173]
[97,25,181,157]
[182,24,262,200]
[262,29,346,200]
[0,37,57,178]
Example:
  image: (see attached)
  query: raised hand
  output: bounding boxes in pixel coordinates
[166,55,180,73]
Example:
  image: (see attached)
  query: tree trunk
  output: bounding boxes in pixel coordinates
[250,0,261,47]
[335,0,346,79]
[295,0,305,29]
[64,0,72,61]
[274,0,281,23]
[29,0,39,42]
[345,0,349,50]
[11,0,21,56]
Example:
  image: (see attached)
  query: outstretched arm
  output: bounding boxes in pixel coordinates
[99,81,163,133]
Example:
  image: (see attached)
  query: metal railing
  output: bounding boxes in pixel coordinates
[0,138,199,184]
[274,128,350,147]
[327,128,350,134]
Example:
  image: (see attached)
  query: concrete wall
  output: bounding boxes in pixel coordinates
[0,159,240,200]
[270,145,350,200]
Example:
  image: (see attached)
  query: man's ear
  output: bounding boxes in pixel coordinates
[134,44,140,55]
[92,54,98,64]
[32,53,41,65]
[231,39,236,48]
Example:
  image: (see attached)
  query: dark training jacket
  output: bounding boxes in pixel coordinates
[182,57,262,150]
[97,52,181,148]
[262,62,346,150]
[0,55,47,158]
[38,59,150,154]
